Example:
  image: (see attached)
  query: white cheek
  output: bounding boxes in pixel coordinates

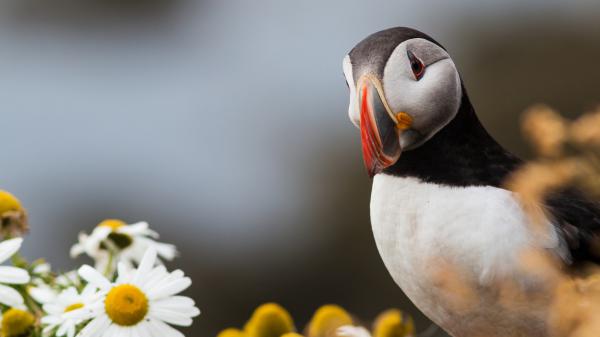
[384,71,419,113]
[343,55,360,128]
[412,60,461,126]
[381,45,423,116]
[383,58,461,136]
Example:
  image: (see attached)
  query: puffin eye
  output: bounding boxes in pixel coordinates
[407,50,425,80]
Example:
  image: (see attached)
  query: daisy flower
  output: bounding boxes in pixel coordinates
[74,248,200,337]
[70,219,177,273]
[41,285,100,337]
[0,238,30,308]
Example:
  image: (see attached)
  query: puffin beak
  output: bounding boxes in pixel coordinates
[357,75,412,177]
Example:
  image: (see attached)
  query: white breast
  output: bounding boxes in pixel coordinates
[370,174,565,337]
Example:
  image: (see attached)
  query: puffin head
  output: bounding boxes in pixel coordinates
[344,27,462,177]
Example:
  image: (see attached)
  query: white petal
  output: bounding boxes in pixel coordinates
[0,266,30,284]
[138,266,169,291]
[147,318,184,337]
[151,300,199,320]
[142,269,180,294]
[70,243,85,258]
[78,265,111,290]
[148,277,191,300]
[0,238,23,263]
[81,284,99,297]
[149,307,193,326]
[152,296,196,310]
[118,222,149,235]
[43,324,55,334]
[89,226,112,241]
[93,251,113,278]
[29,286,57,304]
[154,242,178,261]
[337,326,372,337]
[56,271,80,287]
[104,324,123,337]
[84,227,111,256]
[133,248,157,284]
[68,323,76,337]
[41,315,62,325]
[0,284,24,307]
[76,315,110,337]
[136,322,156,337]
[58,287,78,304]
[145,229,160,239]
[116,262,134,284]
[130,325,144,337]
[43,303,64,315]
[57,320,71,336]
[33,263,51,274]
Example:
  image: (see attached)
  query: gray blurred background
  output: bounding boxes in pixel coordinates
[1,0,600,336]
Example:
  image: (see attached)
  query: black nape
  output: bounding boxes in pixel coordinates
[383,85,522,187]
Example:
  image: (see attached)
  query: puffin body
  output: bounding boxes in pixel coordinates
[371,176,554,337]
[343,27,600,337]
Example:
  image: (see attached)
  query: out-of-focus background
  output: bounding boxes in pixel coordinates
[1,0,599,336]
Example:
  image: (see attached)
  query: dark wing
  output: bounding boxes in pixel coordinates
[546,188,600,265]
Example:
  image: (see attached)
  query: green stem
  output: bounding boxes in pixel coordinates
[10,252,28,269]
[103,251,115,278]
[19,286,42,317]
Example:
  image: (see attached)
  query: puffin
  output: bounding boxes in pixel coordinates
[342,27,600,337]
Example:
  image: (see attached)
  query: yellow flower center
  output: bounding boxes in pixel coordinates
[98,219,133,249]
[98,219,126,231]
[373,309,414,337]
[64,303,84,313]
[105,284,149,326]
[0,191,22,215]
[1,308,34,337]
[307,305,353,337]
[244,303,295,337]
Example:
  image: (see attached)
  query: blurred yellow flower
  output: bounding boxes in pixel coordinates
[0,190,28,238]
[244,303,295,337]
[97,219,127,231]
[218,304,416,337]
[373,309,414,337]
[306,305,353,337]
[521,105,567,158]
[217,328,247,337]
[1,308,35,337]
[0,191,22,214]
[508,105,600,337]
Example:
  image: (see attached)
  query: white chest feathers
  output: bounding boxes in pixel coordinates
[370,174,566,337]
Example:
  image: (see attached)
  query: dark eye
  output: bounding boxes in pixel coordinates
[407,50,425,80]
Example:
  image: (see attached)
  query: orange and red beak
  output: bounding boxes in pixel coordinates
[358,75,411,177]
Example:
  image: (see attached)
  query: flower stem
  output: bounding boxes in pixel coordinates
[104,251,115,278]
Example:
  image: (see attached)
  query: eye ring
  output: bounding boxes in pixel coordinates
[407,50,425,80]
